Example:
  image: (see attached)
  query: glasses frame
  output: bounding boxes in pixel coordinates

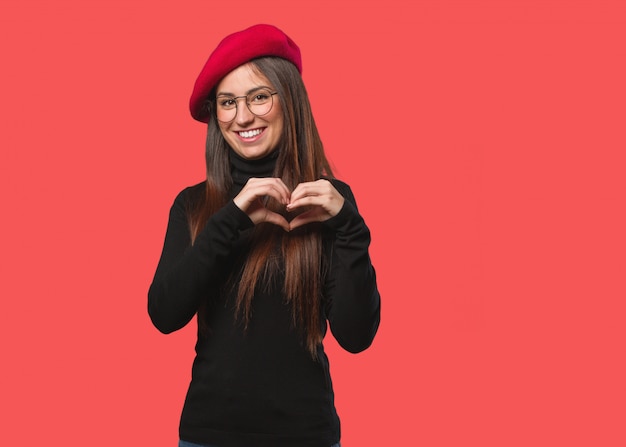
[214,88,279,123]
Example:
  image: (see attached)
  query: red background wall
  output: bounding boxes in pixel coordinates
[1,1,625,445]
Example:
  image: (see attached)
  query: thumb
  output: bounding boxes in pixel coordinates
[288,211,318,231]
[263,211,291,232]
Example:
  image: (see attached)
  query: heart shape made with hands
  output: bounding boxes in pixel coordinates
[234,178,344,232]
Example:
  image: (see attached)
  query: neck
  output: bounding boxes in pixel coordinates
[229,148,279,190]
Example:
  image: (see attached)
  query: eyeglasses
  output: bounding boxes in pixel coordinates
[214,88,278,123]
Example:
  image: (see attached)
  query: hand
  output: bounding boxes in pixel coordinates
[233,178,291,231]
[287,179,345,230]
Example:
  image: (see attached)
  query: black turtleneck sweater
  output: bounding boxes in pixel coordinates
[148,149,381,447]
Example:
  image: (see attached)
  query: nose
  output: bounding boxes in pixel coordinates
[235,98,255,125]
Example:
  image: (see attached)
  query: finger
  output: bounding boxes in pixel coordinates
[260,184,291,206]
[287,184,322,211]
[262,211,290,232]
[287,195,325,211]
[271,177,292,199]
[256,178,291,204]
[248,178,291,204]
[289,180,324,202]
[289,179,341,205]
[235,178,291,210]
[287,189,344,216]
[246,200,291,229]
[288,210,323,230]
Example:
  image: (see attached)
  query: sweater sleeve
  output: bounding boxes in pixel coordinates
[322,181,381,353]
[148,186,254,334]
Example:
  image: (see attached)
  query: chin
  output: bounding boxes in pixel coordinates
[239,147,275,160]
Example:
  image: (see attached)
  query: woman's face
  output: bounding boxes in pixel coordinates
[215,63,284,160]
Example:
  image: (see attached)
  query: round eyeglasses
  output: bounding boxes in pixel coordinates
[214,88,278,123]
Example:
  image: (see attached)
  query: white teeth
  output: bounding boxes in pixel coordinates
[238,129,262,138]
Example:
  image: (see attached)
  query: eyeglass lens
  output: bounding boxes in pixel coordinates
[216,88,275,123]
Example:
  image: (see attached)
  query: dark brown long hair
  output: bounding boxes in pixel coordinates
[187,57,333,358]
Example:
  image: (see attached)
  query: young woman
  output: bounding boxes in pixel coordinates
[148,24,381,447]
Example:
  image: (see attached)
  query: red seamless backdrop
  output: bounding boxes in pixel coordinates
[1,1,625,446]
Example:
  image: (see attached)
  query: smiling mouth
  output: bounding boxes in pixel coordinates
[237,128,264,138]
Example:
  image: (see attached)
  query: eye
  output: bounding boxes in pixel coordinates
[218,97,236,108]
[249,91,271,104]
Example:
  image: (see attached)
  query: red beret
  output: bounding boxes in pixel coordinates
[189,24,302,123]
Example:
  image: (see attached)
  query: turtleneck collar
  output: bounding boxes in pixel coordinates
[229,148,279,190]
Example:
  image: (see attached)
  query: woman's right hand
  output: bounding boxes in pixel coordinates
[233,177,291,231]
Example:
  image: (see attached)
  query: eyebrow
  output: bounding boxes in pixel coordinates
[216,85,273,97]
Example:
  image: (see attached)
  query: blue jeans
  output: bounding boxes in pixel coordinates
[179,441,340,447]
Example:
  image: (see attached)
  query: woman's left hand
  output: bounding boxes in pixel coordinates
[286,179,345,230]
